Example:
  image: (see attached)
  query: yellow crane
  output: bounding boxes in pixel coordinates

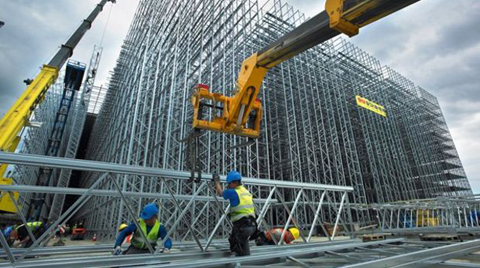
[190,0,420,138]
[0,0,115,212]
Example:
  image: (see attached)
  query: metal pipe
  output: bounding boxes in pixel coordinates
[278,189,303,245]
[16,173,109,261]
[308,191,326,242]
[0,152,353,192]
[331,192,347,239]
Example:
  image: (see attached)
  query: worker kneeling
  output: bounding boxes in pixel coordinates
[113,203,172,255]
[214,171,257,256]
[254,227,300,246]
[9,222,46,248]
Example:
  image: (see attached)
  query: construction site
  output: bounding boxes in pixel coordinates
[0,0,479,267]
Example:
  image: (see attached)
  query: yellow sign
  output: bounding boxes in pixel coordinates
[0,178,19,213]
[356,95,387,117]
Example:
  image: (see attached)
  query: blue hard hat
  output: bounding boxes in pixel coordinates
[226,171,242,184]
[3,226,12,237]
[140,203,159,220]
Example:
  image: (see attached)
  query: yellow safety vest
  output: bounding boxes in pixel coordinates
[230,185,255,222]
[16,222,43,232]
[131,219,161,249]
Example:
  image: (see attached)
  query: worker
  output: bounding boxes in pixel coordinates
[9,221,46,248]
[213,171,257,256]
[254,227,300,246]
[117,223,133,245]
[2,226,14,246]
[113,203,172,255]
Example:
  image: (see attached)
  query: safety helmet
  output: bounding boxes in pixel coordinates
[289,227,300,240]
[118,223,128,232]
[140,203,159,220]
[3,226,13,237]
[226,171,242,184]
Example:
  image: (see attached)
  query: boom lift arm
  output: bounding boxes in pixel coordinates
[0,0,116,177]
[191,0,420,138]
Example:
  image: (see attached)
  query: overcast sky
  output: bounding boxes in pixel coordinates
[1,0,479,192]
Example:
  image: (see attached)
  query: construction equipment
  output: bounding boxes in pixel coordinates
[0,0,116,211]
[416,209,439,227]
[28,61,86,220]
[191,0,420,138]
[71,227,87,240]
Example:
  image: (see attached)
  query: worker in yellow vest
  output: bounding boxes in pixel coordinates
[113,203,172,255]
[10,221,46,248]
[214,171,257,256]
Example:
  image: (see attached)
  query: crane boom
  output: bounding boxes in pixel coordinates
[0,0,115,177]
[191,0,420,138]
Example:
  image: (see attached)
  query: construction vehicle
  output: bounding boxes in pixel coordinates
[71,222,87,240]
[191,0,420,138]
[0,0,116,213]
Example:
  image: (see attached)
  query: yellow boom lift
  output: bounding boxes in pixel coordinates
[0,0,116,212]
[191,0,420,138]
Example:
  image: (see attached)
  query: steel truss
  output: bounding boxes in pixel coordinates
[0,152,353,265]
[373,194,480,232]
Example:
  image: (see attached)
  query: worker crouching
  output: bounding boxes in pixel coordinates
[254,227,300,246]
[113,203,172,255]
[9,222,46,248]
[214,171,257,256]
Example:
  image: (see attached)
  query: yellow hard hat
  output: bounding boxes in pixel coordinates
[118,223,128,232]
[289,227,300,240]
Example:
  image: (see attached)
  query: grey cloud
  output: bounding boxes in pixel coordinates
[0,0,138,117]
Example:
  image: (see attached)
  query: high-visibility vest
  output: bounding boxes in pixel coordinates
[130,219,161,249]
[266,228,295,244]
[229,185,255,222]
[16,222,43,232]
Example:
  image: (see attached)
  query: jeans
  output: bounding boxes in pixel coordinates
[229,216,257,256]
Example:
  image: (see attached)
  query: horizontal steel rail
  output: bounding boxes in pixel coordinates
[0,239,401,268]
[0,185,275,203]
[344,239,480,268]
[0,152,353,192]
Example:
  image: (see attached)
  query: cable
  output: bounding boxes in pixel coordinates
[99,2,114,47]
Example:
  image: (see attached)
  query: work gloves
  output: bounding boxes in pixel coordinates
[112,246,123,255]
[212,173,220,184]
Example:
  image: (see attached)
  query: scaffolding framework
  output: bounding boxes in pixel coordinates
[4,0,472,243]
[75,0,471,234]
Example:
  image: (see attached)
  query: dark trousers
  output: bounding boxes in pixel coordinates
[22,226,46,248]
[253,231,275,246]
[229,216,257,256]
[124,245,153,254]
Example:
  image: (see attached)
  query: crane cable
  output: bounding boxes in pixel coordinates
[99,2,114,47]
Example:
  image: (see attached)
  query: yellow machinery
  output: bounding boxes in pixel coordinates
[416,209,439,227]
[191,0,420,138]
[0,0,115,211]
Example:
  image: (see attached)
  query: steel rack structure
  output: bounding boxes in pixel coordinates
[75,0,473,237]
[7,46,103,222]
[373,194,480,233]
[0,151,354,264]
[2,152,480,267]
